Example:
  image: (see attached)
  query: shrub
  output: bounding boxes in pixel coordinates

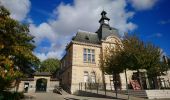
[0,91,24,100]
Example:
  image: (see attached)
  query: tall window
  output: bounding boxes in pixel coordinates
[83,48,95,63]
[83,49,87,62]
[84,71,89,83]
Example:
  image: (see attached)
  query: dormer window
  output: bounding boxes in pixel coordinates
[85,36,89,40]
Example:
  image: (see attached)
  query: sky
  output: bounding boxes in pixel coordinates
[0,0,170,61]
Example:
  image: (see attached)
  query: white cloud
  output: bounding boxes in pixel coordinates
[147,33,162,38]
[129,0,158,10]
[29,23,57,44]
[1,0,138,61]
[0,0,31,21]
[29,0,138,61]
[50,0,137,36]
[34,50,64,61]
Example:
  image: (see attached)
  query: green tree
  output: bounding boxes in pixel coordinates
[39,58,60,74]
[99,53,106,96]
[103,34,168,91]
[122,35,152,89]
[0,6,39,91]
[122,34,168,89]
[103,44,125,98]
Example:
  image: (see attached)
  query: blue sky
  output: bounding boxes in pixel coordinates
[1,0,170,61]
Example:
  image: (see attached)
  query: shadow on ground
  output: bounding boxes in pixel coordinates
[64,97,80,100]
[75,90,126,100]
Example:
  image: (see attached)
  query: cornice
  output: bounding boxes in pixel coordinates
[72,41,102,48]
[72,64,99,68]
[101,40,122,45]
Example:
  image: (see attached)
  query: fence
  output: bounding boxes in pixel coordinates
[78,82,121,95]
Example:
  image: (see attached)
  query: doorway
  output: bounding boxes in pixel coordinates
[36,78,47,92]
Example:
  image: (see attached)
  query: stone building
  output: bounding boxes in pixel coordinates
[60,11,170,94]
[60,11,125,94]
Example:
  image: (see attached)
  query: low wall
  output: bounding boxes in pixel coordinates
[128,90,170,99]
[146,90,170,99]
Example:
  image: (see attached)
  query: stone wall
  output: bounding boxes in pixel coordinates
[146,90,170,99]
[17,76,59,93]
[18,80,35,93]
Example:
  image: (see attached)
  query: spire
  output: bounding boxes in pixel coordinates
[99,10,110,25]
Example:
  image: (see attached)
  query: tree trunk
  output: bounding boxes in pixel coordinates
[102,70,106,96]
[158,76,161,89]
[125,69,130,99]
[137,69,143,90]
[113,73,118,98]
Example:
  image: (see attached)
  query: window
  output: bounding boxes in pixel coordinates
[84,71,89,83]
[83,48,95,63]
[91,72,96,83]
[83,49,87,62]
[92,50,95,63]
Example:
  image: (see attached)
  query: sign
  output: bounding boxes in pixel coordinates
[130,80,141,90]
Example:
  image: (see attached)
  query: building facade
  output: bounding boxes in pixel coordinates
[60,11,125,94]
[60,11,170,94]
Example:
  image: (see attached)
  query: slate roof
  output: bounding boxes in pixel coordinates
[71,10,121,44]
[96,24,120,40]
[72,30,100,44]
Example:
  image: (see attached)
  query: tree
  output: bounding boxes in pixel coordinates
[103,34,168,91]
[121,35,144,89]
[167,57,170,68]
[0,6,39,91]
[39,58,60,74]
[122,34,168,89]
[103,44,125,98]
[99,53,106,96]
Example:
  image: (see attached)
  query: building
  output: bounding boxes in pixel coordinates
[60,11,125,94]
[60,11,170,94]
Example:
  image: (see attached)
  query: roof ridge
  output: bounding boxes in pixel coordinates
[78,29,97,35]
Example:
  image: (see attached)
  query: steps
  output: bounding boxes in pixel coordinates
[128,90,147,98]
[128,90,170,99]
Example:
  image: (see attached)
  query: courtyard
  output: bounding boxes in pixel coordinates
[24,92,138,100]
[23,91,170,100]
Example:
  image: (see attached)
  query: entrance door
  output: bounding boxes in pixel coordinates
[36,78,47,92]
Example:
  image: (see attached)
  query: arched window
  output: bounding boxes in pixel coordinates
[84,71,89,83]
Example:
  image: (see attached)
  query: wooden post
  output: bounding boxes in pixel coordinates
[81,82,82,90]
[79,83,80,90]
[85,83,86,91]
[90,83,92,92]
[97,83,98,94]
